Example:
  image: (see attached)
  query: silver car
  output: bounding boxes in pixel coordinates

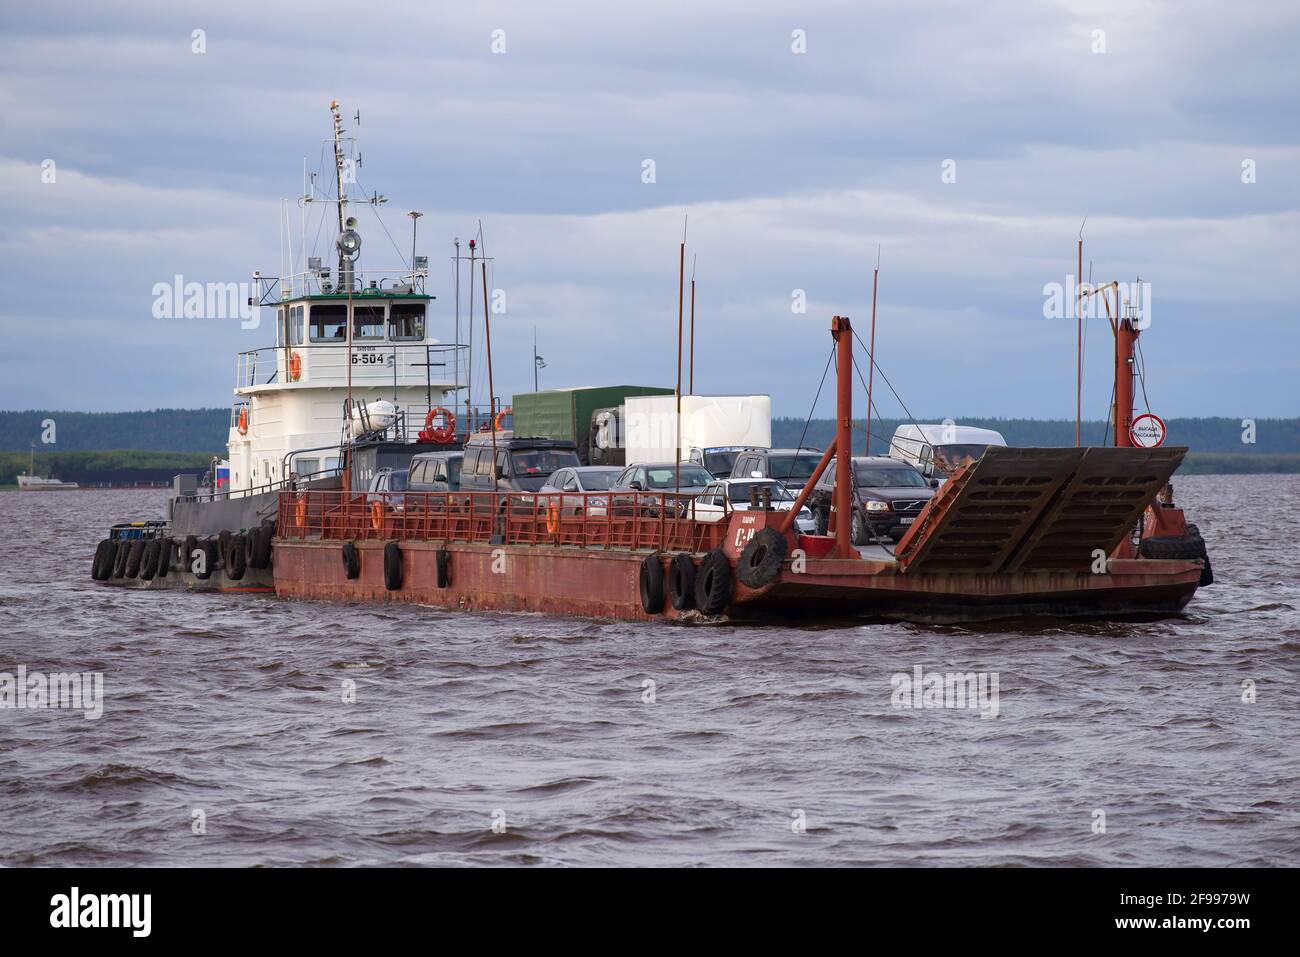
[539,466,623,516]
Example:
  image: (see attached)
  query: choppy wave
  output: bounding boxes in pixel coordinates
[0,476,1296,866]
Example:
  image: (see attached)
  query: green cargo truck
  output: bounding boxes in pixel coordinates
[512,385,673,465]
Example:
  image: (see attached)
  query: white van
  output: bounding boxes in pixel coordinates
[888,424,1007,480]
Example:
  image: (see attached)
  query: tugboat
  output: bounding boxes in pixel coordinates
[90,102,471,592]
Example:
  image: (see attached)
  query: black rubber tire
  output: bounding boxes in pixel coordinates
[125,539,144,578]
[342,541,361,579]
[195,538,217,580]
[694,549,733,616]
[217,530,231,567]
[244,528,259,567]
[850,510,869,547]
[668,552,697,610]
[91,539,113,581]
[225,533,247,581]
[436,548,451,588]
[112,539,130,578]
[139,540,161,580]
[639,553,665,614]
[253,521,274,569]
[156,537,173,578]
[737,527,787,589]
[182,535,198,574]
[1187,523,1213,586]
[1142,524,1212,586]
[383,542,403,591]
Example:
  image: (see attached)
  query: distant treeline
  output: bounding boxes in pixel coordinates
[0,450,214,487]
[2,411,1297,476]
[772,416,1300,456]
[0,409,228,453]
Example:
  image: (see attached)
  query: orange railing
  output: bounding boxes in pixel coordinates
[277,489,730,554]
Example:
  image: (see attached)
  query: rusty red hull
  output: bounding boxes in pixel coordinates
[728,558,1201,623]
[272,537,1202,624]
[274,538,674,621]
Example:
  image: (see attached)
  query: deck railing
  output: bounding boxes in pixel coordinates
[277,489,731,554]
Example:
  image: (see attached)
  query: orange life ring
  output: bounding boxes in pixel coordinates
[419,406,456,444]
[371,500,385,533]
[294,493,307,529]
[494,406,512,431]
[545,500,561,535]
[237,407,249,436]
[288,351,302,381]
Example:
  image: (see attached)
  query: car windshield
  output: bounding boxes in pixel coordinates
[933,444,990,473]
[645,466,714,489]
[856,466,927,488]
[703,450,742,475]
[727,482,795,503]
[767,453,821,482]
[389,470,408,491]
[577,470,617,490]
[511,449,580,476]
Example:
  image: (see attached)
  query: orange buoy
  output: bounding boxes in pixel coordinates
[493,406,512,431]
[237,406,249,436]
[371,500,385,533]
[294,494,307,529]
[288,351,302,381]
[545,500,561,535]
[419,406,456,444]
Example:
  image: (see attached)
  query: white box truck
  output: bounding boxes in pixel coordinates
[623,394,771,474]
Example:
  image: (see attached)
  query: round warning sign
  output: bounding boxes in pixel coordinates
[1130,413,1166,448]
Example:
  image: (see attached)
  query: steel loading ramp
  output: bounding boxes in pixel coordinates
[894,446,1187,575]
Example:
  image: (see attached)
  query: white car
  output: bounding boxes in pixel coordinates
[692,479,816,533]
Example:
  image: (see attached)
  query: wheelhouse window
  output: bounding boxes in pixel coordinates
[353,305,384,340]
[289,305,304,345]
[309,305,347,341]
[389,303,426,340]
[309,304,384,341]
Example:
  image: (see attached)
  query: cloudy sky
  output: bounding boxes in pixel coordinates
[2,0,1296,421]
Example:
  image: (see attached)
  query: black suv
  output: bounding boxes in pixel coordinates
[729,448,823,489]
[806,456,937,544]
[458,434,581,509]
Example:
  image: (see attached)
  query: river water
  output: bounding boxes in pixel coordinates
[1,474,1296,866]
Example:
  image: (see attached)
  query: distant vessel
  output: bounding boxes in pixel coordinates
[17,446,79,491]
[17,474,80,491]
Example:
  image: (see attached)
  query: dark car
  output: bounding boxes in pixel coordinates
[407,451,463,493]
[609,462,716,517]
[806,456,937,544]
[458,433,582,513]
[730,448,823,489]
[686,445,764,479]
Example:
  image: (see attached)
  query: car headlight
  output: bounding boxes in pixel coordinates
[865,500,889,512]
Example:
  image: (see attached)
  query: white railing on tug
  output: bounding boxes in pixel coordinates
[253,268,429,303]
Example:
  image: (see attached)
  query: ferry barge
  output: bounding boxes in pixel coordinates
[271,314,1206,623]
[92,102,1212,623]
